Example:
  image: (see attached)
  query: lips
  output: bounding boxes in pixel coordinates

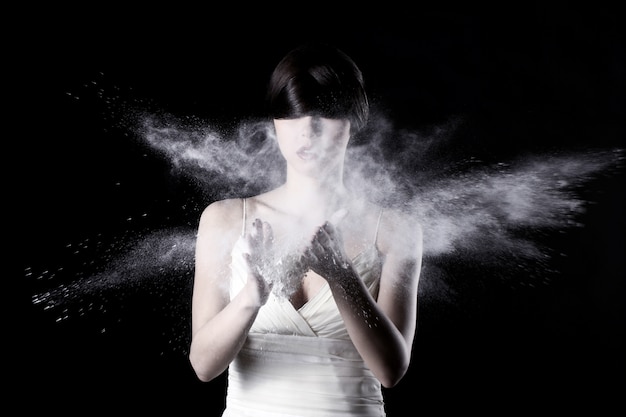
[296,147,318,160]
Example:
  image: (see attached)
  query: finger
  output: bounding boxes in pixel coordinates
[249,218,262,240]
[309,236,323,254]
[315,223,332,243]
[295,254,309,272]
[304,246,320,263]
[322,221,345,249]
[261,221,273,245]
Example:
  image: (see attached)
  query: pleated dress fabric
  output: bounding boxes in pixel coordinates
[222,199,385,417]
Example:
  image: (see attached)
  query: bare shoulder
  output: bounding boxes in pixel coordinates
[198,198,245,240]
[200,198,244,219]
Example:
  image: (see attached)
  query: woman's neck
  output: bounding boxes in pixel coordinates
[278,176,349,217]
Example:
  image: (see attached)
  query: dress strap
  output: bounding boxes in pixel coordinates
[241,198,247,237]
[373,209,383,245]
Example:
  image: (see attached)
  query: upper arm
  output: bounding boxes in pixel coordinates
[375,211,423,348]
[190,199,242,337]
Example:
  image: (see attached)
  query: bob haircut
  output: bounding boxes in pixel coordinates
[266,43,369,135]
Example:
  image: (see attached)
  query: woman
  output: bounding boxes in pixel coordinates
[189,42,423,416]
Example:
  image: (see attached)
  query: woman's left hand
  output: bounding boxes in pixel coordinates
[305,221,353,283]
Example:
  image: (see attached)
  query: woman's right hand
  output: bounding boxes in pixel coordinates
[242,218,274,307]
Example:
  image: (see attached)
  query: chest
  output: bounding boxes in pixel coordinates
[288,270,326,310]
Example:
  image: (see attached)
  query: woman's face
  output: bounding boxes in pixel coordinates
[273,116,351,176]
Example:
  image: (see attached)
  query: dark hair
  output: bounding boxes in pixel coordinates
[266,43,369,134]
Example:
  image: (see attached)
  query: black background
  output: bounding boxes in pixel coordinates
[18,3,624,415]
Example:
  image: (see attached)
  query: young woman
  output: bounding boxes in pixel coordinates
[189,42,423,416]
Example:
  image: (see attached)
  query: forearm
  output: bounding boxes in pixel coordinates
[189,294,261,382]
[329,273,411,388]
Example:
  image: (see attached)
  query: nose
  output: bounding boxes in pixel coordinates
[300,117,323,139]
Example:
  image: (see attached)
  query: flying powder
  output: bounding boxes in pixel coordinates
[27,76,624,354]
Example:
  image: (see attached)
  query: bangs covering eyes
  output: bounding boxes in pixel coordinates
[267,43,369,133]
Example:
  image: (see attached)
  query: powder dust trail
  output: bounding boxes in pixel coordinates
[30,228,195,312]
[139,114,624,262]
[28,78,624,355]
[409,150,621,256]
[136,114,624,302]
[29,228,197,352]
[138,113,286,198]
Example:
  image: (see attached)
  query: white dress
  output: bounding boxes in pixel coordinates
[223,199,385,417]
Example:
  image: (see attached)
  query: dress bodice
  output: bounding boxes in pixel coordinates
[223,199,387,417]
